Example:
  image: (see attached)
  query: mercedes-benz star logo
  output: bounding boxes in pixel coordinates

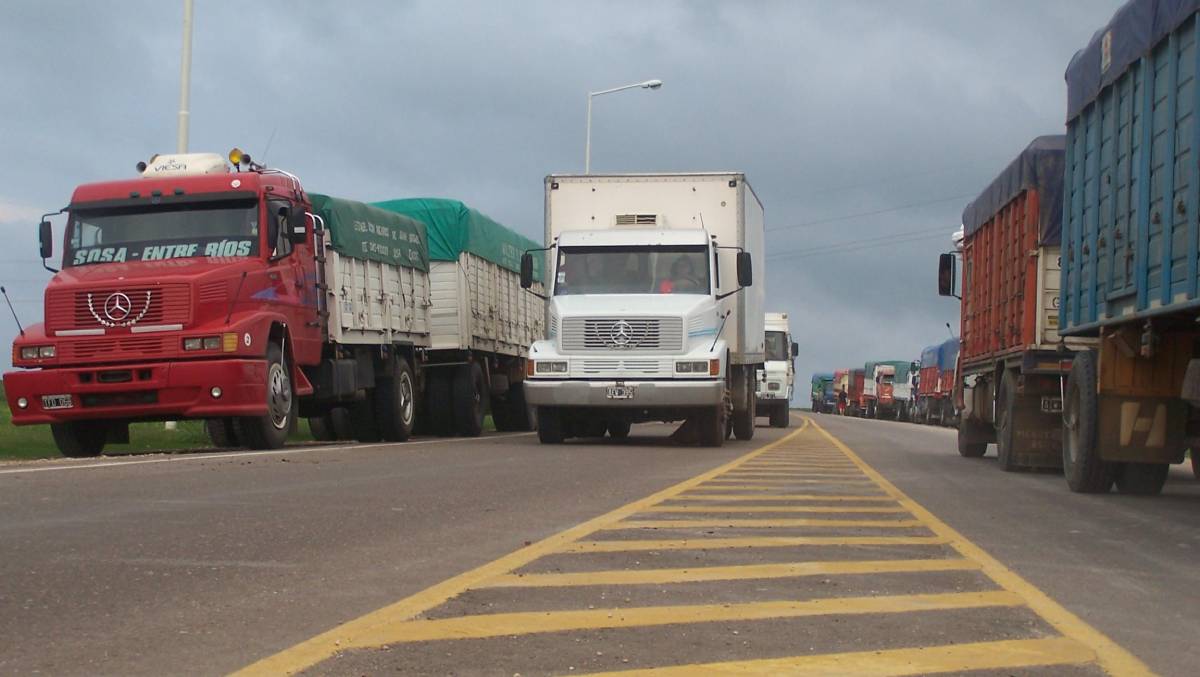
[609,320,635,348]
[103,292,133,322]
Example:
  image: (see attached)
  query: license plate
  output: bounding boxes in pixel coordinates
[606,385,636,400]
[1041,396,1063,414]
[41,394,74,410]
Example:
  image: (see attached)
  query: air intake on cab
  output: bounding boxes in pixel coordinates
[614,214,658,226]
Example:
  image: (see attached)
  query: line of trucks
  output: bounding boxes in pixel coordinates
[813,342,958,425]
[816,0,1200,494]
[3,155,794,455]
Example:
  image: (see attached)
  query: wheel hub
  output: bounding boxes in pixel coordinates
[267,362,292,430]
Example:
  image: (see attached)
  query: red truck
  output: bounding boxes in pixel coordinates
[3,150,544,456]
[846,368,866,417]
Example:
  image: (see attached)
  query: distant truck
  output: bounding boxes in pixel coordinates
[757,312,796,426]
[847,367,866,416]
[862,360,912,419]
[3,150,544,456]
[1056,2,1200,494]
[915,337,958,425]
[808,373,834,415]
[522,173,765,446]
[833,368,850,414]
[939,136,1091,471]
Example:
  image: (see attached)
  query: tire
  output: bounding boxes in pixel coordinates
[769,402,789,428]
[347,397,382,442]
[206,418,240,447]
[996,370,1019,472]
[375,358,416,442]
[538,406,565,444]
[452,363,488,437]
[236,342,294,450]
[426,370,453,436]
[733,381,756,441]
[507,383,534,431]
[307,414,335,442]
[957,424,987,458]
[1114,463,1169,495]
[698,404,727,447]
[607,420,631,439]
[491,395,515,432]
[50,421,107,457]
[1062,350,1115,493]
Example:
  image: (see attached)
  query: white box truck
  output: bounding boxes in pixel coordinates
[756,312,796,428]
[520,173,765,446]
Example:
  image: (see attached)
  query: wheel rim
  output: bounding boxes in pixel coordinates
[268,361,292,430]
[399,372,414,426]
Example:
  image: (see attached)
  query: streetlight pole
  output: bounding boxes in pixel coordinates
[584,79,663,174]
[177,0,194,153]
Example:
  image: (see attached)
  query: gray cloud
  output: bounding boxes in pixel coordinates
[0,0,1124,401]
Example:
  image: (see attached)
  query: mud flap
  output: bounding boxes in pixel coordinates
[1097,395,1188,464]
[1008,393,1064,469]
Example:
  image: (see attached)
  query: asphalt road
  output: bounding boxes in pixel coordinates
[0,414,1195,676]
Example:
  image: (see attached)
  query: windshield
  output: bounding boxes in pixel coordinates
[66,199,260,266]
[765,331,788,360]
[554,245,710,295]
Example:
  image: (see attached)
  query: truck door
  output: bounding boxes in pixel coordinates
[266,198,320,364]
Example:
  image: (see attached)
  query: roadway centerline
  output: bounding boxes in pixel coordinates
[600,518,925,529]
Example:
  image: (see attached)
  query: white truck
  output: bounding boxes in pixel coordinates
[756,312,796,428]
[520,172,765,447]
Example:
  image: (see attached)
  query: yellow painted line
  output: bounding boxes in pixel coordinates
[559,535,950,553]
[669,494,894,502]
[333,591,1024,646]
[577,637,1097,676]
[807,417,1152,676]
[481,558,980,588]
[604,518,924,529]
[718,472,865,478]
[688,482,875,490]
[640,505,908,514]
[234,423,811,675]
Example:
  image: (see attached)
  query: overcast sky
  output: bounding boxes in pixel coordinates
[0,0,1124,402]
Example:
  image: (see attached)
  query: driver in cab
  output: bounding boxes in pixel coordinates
[658,256,702,293]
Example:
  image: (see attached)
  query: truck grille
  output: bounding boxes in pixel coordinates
[58,335,174,361]
[46,284,192,332]
[577,359,672,377]
[561,317,683,352]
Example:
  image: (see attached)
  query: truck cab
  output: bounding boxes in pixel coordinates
[5,151,319,455]
[524,228,749,444]
[756,312,796,427]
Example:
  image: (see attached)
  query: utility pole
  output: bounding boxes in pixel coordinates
[176,0,194,153]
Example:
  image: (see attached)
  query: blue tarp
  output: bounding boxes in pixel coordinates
[1066,0,1200,121]
[961,136,1065,246]
[937,338,959,372]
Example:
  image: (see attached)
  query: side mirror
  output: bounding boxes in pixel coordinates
[736,251,753,287]
[38,220,53,260]
[791,342,799,356]
[937,253,956,297]
[520,252,534,289]
[284,208,307,248]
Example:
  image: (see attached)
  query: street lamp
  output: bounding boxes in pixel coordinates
[584,79,663,174]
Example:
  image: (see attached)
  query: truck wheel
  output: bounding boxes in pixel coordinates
[236,342,295,450]
[50,422,107,457]
[491,397,514,432]
[698,405,727,447]
[607,420,631,439]
[375,358,416,442]
[770,402,789,428]
[538,406,565,444]
[1062,351,1115,493]
[426,371,453,436]
[957,424,987,458]
[452,363,488,437]
[205,418,240,447]
[996,371,1019,472]
[1114,463,1169,495]
[508,383,533,431]
[733,389,756,441]
[307,414,335,442]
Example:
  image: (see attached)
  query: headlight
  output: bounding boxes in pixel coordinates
[534,360,568,374]
[19,345,55,360]
[202,336,221,351]
[675,360,708,373]
[182,336,223,351]
[182,337,203,351]
[768,382,781,391]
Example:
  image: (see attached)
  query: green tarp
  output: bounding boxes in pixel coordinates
[371,198,543,282]
[309,193,428,271]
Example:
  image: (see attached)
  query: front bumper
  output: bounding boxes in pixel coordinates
[524,379,724,408]
[3,358,268,425]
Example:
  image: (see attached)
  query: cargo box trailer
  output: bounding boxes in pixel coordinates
[939,136,1094,470]
[916,338,959,426]
[523,172,765,446]
[1059,0,1200,494]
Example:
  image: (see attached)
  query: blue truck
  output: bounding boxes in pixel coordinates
[1060,0,1200,494]
[809,373,835,413]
